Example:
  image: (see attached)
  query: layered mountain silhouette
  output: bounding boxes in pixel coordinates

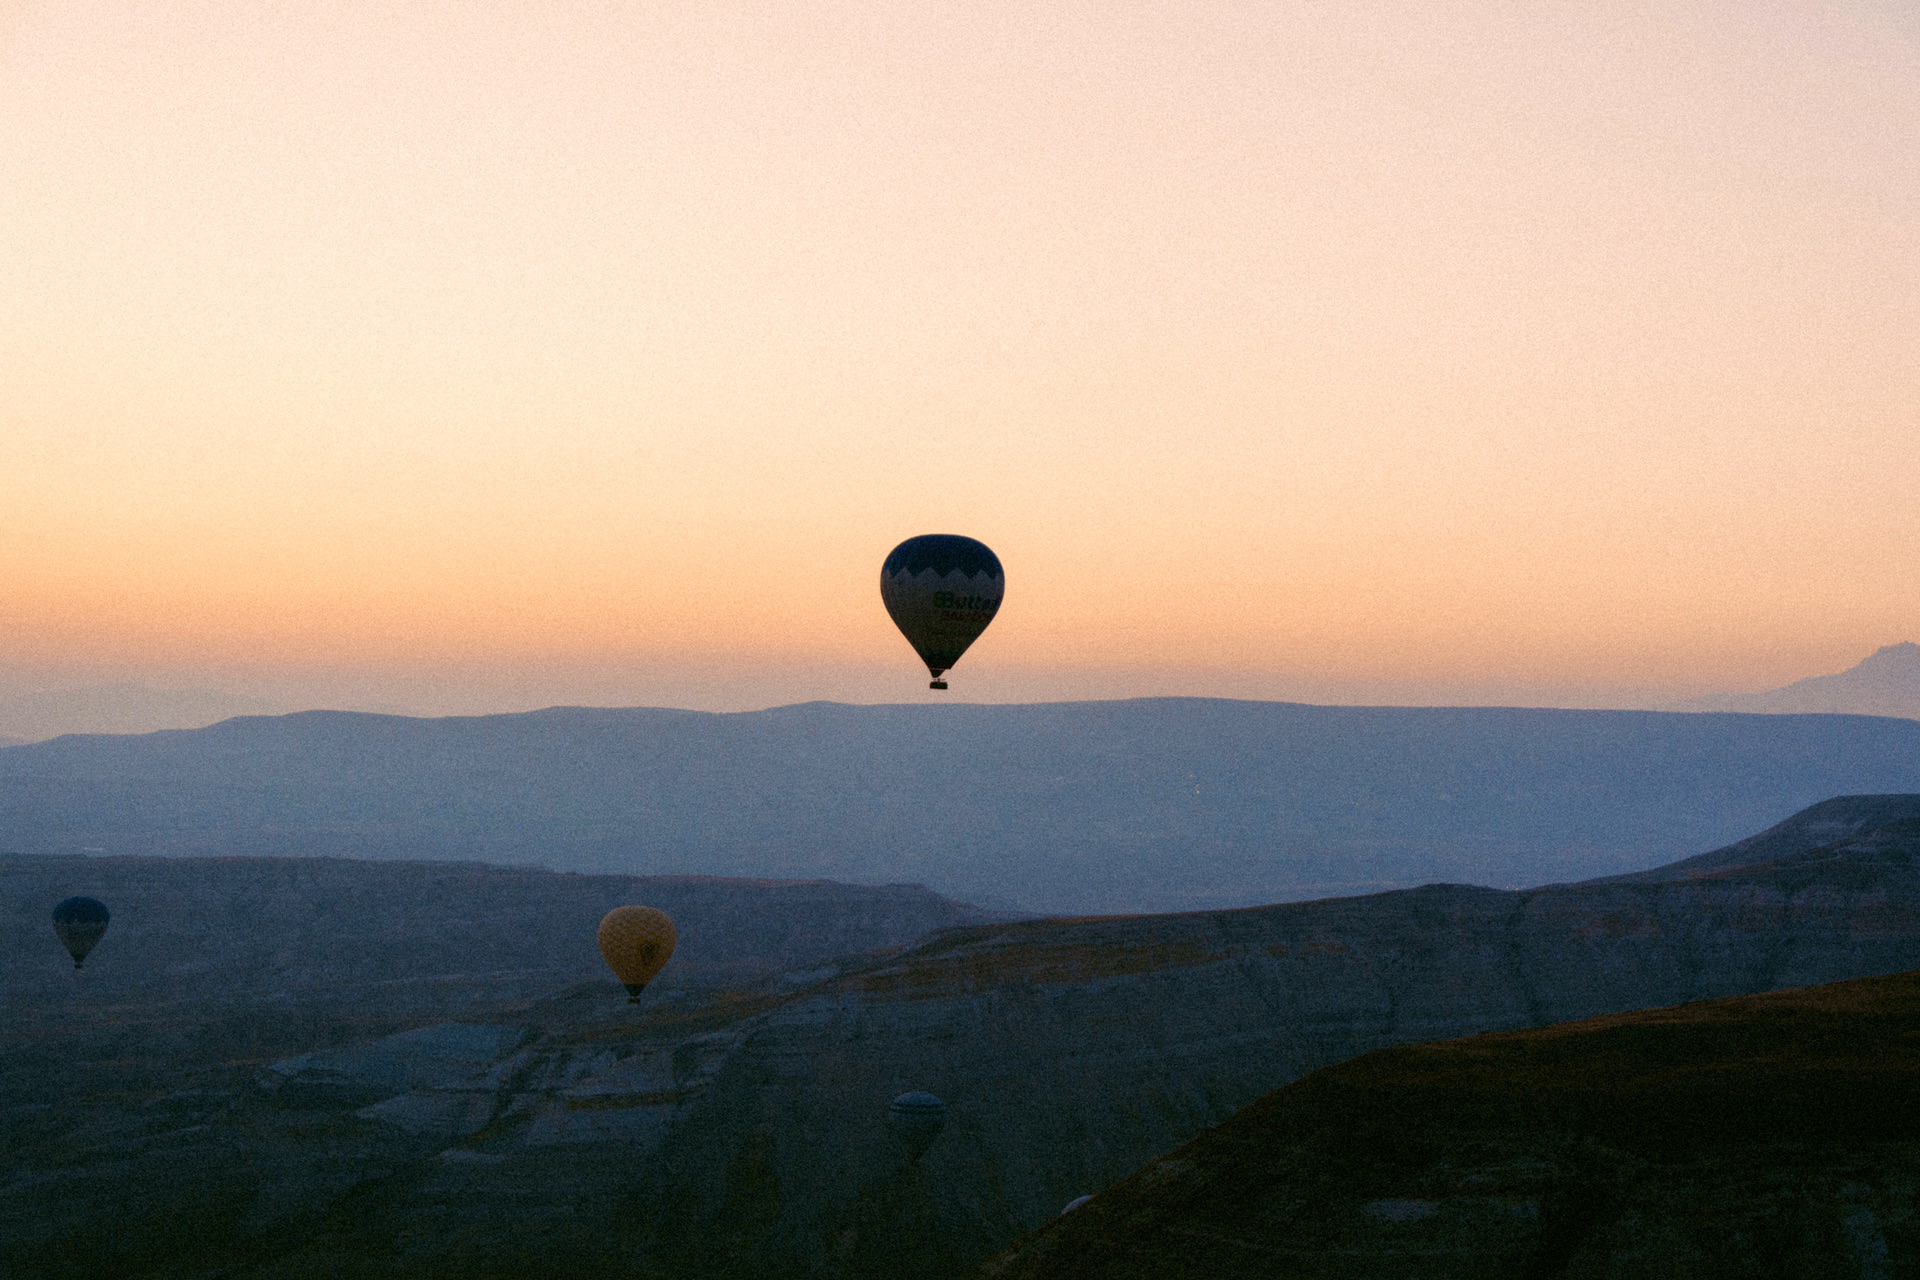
[1674,641,1920,719]
[7,795,1920,1279]
[8,700,1920,911]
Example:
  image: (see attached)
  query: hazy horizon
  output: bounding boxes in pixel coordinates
[1,638,1917,735]
[0,649,1899,729]
[2,641,1918,757]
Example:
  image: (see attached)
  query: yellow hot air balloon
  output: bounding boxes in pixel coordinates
[597,906,677,1003]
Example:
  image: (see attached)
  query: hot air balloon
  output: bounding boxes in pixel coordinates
[597,906,676,1003]
[51,897,110,969]
[880,535,1004,690]
[888,1090,946,1160]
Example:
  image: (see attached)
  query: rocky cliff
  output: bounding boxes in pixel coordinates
[7,797,1915,1278]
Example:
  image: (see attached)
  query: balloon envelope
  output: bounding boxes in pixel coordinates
[597,906,677,1002]
[51,896,110,969]
[879,535,1004,687]
[888,1090,947,1160]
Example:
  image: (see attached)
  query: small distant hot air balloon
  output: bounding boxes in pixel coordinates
[888,1091,946,1161]
[597,906,676,1003]
[51,897,110,969]
[880,535,1004,690]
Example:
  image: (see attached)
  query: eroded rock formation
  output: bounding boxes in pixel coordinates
[7,798,1920,1278]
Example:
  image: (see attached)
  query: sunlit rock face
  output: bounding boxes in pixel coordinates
[7,798,1920,1279]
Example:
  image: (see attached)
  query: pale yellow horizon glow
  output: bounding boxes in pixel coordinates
[2,1,1916,714]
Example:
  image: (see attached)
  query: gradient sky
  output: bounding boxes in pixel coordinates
[2,1,1916,714]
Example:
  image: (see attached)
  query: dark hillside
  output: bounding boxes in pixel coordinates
[8,700,1920,910]
[1608,791,1920,882]
[984,968,1920,1279]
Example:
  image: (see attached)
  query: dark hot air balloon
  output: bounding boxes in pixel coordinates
[598,906,676,1003]
[880,534,1004,690]
[51,897,110,969]
[888,1090,947,1160]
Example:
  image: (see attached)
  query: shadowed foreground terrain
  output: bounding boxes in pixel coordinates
[5,797,1920,1278]
[985,968,1920,1278]
[0,860,998,1280]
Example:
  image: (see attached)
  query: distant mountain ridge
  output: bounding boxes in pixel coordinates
[8,699,1920,912]
[1674,641,1920,718]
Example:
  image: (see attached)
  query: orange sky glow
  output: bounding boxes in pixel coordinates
[2,1,1916,713]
